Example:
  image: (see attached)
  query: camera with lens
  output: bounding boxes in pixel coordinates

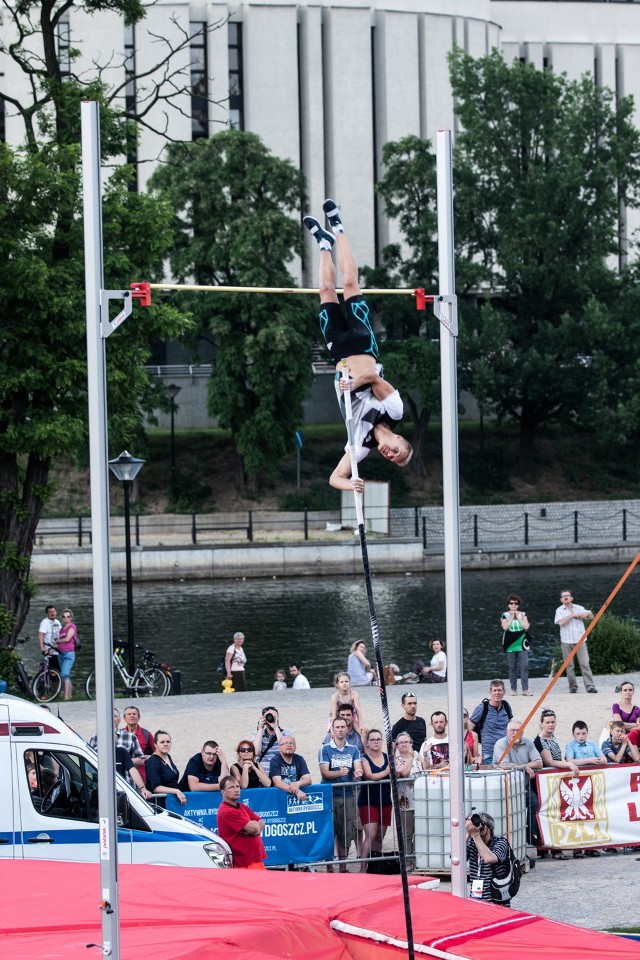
[264,713,276,725]
[470,813,483,828]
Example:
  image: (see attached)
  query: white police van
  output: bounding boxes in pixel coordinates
[0,694,232,868]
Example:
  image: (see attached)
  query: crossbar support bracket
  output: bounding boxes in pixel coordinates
[433,294,458,336]
[100,290,133,340]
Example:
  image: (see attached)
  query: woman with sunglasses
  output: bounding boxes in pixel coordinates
[500,595,531,697]
[533,709,579,859]
[230,740,272,789]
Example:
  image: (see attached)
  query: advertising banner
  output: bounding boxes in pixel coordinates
[166,783,334,866]
[537,764,640,849]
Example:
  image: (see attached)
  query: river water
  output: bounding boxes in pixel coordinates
[20,563,640,695]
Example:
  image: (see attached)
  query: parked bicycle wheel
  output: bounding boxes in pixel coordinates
[137,667,170,697]
[154,666,173,695]
[32,667,62,703]
[85,670,96,700]
[15,661,32,697]
[140,651,173,694]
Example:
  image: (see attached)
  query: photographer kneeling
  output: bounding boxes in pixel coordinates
[466,812,512,906]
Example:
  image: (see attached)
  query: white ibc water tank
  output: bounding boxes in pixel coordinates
[414,769,527,872]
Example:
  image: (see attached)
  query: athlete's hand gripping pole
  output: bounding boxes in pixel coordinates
[340,361,365,526]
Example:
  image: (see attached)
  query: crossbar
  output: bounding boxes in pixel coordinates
[148,283,426,296]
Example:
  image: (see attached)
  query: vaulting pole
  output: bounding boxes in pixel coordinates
[340,364,416,960]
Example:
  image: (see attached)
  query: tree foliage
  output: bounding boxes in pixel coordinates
[582,267,640,449]
[149,132,314,490]
[0,1,189,645]
[588,613,640,675]
[450,48,640,478]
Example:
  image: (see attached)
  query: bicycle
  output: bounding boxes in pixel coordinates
[85,643,171,699]
[8,636,62,703]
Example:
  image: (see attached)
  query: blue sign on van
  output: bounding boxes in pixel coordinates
[167,784,333,866]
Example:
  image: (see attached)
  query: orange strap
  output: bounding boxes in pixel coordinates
[496,549,640,765]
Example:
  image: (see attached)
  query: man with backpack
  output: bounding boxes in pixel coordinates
[466,812,519,906]
[468,680,512,765]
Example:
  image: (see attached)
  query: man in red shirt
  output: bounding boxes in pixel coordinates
[216,775,267,869]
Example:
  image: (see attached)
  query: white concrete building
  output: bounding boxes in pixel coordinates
[3,0,640,280]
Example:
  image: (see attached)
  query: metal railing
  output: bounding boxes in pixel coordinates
[34,500,640,549]
[396,502,640,548]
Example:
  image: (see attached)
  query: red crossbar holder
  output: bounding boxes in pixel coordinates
[413,288,434,311]
[130,281,152,307]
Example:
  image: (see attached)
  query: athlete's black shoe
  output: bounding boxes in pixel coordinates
[303,216,334,248]
[323,198,343,232]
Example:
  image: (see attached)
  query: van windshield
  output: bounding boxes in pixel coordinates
[25,749,99,822]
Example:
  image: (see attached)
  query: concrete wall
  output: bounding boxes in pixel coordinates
[30,537,640,583]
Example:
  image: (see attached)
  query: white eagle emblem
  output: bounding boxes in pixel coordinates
[560,776,593,820]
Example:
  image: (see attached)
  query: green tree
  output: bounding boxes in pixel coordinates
[149,132,314,491]
[582,268,640,453]
[450,48,640,479]
[361,136,440,475]
[0,2,189,645]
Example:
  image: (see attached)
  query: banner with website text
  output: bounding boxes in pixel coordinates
[167,783,334,865]
[537,764,640,849]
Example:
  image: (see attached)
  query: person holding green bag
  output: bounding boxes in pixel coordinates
[500,595,531,697]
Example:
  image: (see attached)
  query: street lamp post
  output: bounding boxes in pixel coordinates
[167,383,181,503]
[108,450,145,677]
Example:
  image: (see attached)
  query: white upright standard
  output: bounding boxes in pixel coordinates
[82,99,123,959]
[436,129,466,899]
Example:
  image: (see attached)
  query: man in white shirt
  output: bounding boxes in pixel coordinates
[554,589,597,693]
[38,604,61,671]
[38,604,61,654]
[289,663,310,689]
[420,711,449,769]
[304,199,412,492]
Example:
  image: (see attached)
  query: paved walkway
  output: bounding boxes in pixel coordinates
[59,671,640,932]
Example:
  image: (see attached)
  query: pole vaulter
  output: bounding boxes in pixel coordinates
[303,196,417,956]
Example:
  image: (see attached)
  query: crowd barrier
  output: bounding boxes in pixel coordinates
[166,772,533,873]
[166,783,334,867]
[166,766,640,870]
